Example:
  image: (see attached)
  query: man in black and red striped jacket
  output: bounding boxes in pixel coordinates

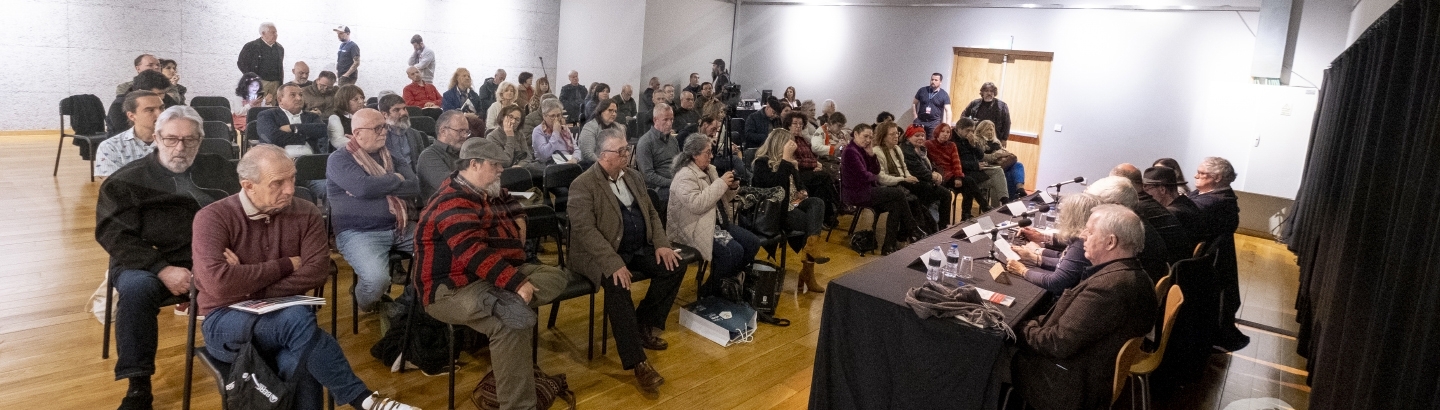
[415,137,575,410]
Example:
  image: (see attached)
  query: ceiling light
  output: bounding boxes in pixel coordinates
[1019,3,1039,8]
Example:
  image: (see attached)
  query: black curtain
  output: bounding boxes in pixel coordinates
[1289,0,1440,408]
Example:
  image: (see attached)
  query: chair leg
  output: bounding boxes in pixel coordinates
[532,308,540,365]
[547,301,560,329]
[90,157,96,182]
[587,293,595,360]
[102,279,113,359]
[182,300,196,410]
[601,303,609,356]
[351,274,359,334]
[330,261,339,337]
[53,131,66,177]
[694,261,709,296]
[447,324,456,410]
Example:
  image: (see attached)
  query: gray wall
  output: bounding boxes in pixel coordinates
[1,0,560,130]
[557,0,647,91]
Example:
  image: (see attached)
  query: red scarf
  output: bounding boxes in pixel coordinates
[345,139,409,230]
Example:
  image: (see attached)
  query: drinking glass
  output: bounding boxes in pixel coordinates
[957,256,975,281]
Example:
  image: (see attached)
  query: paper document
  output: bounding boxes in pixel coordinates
[973,288,1016,307]
[994,238,1021,263]
[229,295,325,315]
[510,191,535,199]
[1007,201,1028,217]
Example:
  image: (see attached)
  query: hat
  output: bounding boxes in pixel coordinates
[712,58,726,68]
[904,124,927,139]
[410,34,423,44]
[333,25,350,34]
[459,138,510,164]
[1141,166,1183,186]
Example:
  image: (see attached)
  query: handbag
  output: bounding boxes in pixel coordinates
[733,186,787,238]
[471,366,576,410]
[223,314,295,410]
[849,230,878,255]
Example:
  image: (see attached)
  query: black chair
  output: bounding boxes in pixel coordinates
[501,168,533,192]
[410,116,437,138]
[202,120,232,141]
[246,106,271,124]
[194,106,233,130]
[625,117,640,143]
[542,163,583,213]
[55,94,111,181]
[729,117,746,147]
[189,96,231,110]
[295,154,328,183]
[244,120,260,153]
[420,107,444,121]
[199,138,236,160]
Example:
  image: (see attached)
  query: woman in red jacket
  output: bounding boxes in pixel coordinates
[926,120,970,194]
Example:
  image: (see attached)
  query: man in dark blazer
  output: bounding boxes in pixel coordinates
[743,97,783,148]
[1188,156,1246,352]
[256,83,326,156]
[1012,204,1158,410]
[567,128,685,394]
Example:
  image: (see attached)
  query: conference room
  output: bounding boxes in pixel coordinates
[3,0,1434,409]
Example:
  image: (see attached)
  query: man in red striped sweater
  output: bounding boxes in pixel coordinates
[416,138,575,410]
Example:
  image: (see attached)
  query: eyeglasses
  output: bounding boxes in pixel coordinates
[355,124,387,135]
[158,136,201,147]
[442,126,471,137]
[602,146,633,156]
[545,112,565,119]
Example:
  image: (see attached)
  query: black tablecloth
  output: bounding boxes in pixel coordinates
[809,204,1048,410]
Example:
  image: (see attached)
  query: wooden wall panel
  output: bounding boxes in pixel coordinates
[950,47,1053,191]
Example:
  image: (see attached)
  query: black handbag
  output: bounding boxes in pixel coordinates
[849,230,878,255]
[734,186,787,238]
[743,260,785,315]
[224,314,295,410]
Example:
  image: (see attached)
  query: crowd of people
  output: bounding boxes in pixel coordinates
[91,21,1246,410]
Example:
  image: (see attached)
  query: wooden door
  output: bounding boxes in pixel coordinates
[950,47,1054,191]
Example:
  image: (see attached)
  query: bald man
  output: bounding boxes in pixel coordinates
[289,61,312,87]
[328,108,420,313]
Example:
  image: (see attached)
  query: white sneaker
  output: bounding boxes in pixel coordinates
[363,392,420,410]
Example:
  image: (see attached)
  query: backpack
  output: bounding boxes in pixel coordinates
[471,366,576,410]
[371,286,486,374]
[223,314,295,410]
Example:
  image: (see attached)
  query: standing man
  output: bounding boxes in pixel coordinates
[95,91,164,179]
[408,34,436,84]
[115,54,161,97]
[238,22,285,102]
[711,59,734,104]
[683,73,702,96]
[477,69,506,121]
[911,73,950,138]
[568,128,685,393]
[961,82,1011,144]
[559,70,588,125]
[334,25,361,86]
[288,61,312,87]
[97,106,238,410]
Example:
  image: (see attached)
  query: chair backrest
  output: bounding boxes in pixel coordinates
[501,167,533,192]
[190,96,232,110]
[410,116,437,138]
[523,204,563,240]
[294,185,317,204]
[543,163,583,211]
[202,121,232,140]
[194,106,233,126]
[246,106,271,124]
[625,117,640,142]
[1153,273,1173,309]
[405,106,422,119]
[60,94,108,135]
[1112,337,1146,404]
[295,154,328,182]
[199,138,236,160]
[245,121,260,143]
[1131,285,1184,375]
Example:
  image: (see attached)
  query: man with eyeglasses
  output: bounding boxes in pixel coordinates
[1188,157,1248,353]
[418,109,472,200]
[328,108,420,317]
[568,128,685,393]
[96,105,239,410]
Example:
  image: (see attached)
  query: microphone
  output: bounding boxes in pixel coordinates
[1048,176,1086,189]
[1020,203,1051,217]
[966,218,1033,239]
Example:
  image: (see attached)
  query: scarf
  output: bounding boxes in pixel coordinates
[878,145,903,177]
[345,139,408,230]
[904,281,1013,339]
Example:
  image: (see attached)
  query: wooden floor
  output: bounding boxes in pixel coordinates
[0,133,1309,409]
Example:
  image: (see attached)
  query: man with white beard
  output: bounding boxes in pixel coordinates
[414,137,577,410]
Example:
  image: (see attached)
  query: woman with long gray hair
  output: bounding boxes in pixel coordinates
[1004,192,1105,295]
[666,137,764,308]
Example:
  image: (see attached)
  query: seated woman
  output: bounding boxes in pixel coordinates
[486,81,519,130]
[487,104,546,179]
[783,111,841,227]
[955,119,1005,219]
[1003,192,1104,295]
[752,129,832,293]
[531,99,579,165]
[840,123,916,255]
[581,83,611,125]
[578,99,622,167]
[974,120,1012,205]
[441,67,484,113]
[667,137,764,305]
[873,124,947,235]
[233,71,268,133]
[326,84,365,149]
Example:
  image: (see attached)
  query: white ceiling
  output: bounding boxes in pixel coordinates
[736,0,1261,11]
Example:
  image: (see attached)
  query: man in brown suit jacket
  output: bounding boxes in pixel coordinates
[1013,204,1158,410]
[567,128,686,393]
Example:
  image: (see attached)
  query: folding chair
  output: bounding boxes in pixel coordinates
[55,94,111,181]
[194,106,233,131]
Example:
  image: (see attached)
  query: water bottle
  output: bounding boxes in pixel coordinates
[942,243,961,279]
[926,246,943,282]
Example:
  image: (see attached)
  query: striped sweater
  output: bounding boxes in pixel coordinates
[415,175,529,305]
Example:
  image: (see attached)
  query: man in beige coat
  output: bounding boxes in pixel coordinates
[567,128,685,393]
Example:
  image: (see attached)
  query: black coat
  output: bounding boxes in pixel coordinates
[95,152,239,280]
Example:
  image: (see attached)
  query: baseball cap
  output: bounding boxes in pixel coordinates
[333,25,350,34]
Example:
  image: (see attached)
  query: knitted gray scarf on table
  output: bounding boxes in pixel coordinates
[904,281,1014,340]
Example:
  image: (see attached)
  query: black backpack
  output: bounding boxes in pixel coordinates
[223,314,295,410]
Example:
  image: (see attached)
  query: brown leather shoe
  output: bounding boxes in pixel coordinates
[634,361,665,392]
[640,328,669,350]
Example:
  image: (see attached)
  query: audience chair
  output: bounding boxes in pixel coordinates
[500,168,533,192]
[243,121,261,154]
[294,185,339,337]
[349,250,413,334]
[420,107,443,121]
[525,204,567,267]
[193,106,233,131]
[188,96,231,110]
[245,107,271,125]
[202,121,234,142]
[198,138,236,160]
[625,118,640,143]
[410,116,437,138]
[295,154,329,202]
[542,163,583,213]
[404,106,422,119]
[55,94,111,181]
[1125,285,1185,410]
[100,274,188,359]
[1112,337,1147,408]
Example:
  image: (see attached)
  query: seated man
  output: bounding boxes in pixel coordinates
[257,83,328,157]
[193,145,418,410]
[328,108,419,313]
[115,53,160,97]
[569,128,685,393]
[417,138,576,410]
[378,93,429,168]
[1140,166,1203,247]
[416,109,470,200]
[95,90,164,179]
[1112,163,1192,263]
[403,66,441,109]
[108,70,176,136]
[96,105,238,410]
[1012,204,1158,410]
[673,91,700,135]
[1085,176,1171,282]
[635,103,678,198]
[302,70,338,115]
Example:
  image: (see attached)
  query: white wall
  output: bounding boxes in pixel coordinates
[0,0,560,131]
[641,0,735,94]
[1290,0,1353,87]
[1348,0,1400,45]
[732,5,1262,190]
[556,0,646,94]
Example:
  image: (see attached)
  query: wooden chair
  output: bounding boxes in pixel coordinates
[1126,285,1185,410]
